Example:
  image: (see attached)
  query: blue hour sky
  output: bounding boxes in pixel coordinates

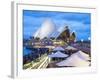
[23,10,91,41]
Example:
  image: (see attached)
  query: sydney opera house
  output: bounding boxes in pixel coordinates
[23,19,91,69]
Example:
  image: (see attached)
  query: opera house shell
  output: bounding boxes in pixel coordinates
[33,19,76,42]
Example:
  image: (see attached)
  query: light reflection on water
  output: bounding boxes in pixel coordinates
[23,47,32,56]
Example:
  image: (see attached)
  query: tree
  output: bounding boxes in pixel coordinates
[35,37,40,41]
[44,37,48,39]
[30,36,34,40]
[50,37,55,40]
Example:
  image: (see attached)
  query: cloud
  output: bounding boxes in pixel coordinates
[23,10,91,40]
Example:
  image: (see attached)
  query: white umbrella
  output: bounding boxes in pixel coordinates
[56,54,90,67]
[53,46,65,51]
[75,50,90,61]
[66,46,77,50]
[48,51,68,58]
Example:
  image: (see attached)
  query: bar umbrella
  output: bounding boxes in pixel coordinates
[56,53,90,67]
[48,51,68,58]
[53,46,65,51]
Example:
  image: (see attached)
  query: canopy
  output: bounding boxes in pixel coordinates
[56,53,90,67]
[48,51,68,58]
[65,46,77,50]
[74,50,90,61]
[53,46,65,51]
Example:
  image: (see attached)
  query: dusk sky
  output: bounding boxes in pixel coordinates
[23,10,91,41]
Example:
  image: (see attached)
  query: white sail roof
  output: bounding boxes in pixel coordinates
[50,31,60,38]
[33,19,56,39]
[48,51,68,58]
[50,26,67,39]
[33,18,69,39]
[34,28,41,38]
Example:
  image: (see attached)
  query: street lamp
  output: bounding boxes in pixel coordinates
[81,39,84,42]
[88,37,90,41]
[81,39,84,46]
